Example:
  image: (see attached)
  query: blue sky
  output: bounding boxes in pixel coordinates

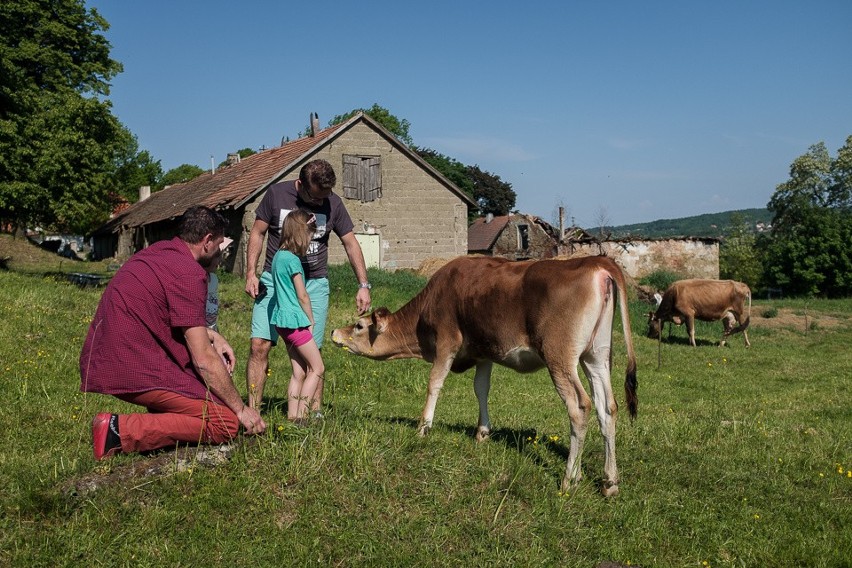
[86,0,852,227]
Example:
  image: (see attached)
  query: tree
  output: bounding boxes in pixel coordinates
[327,104,413,146]
[719,213,762,288]
[0,0,127,233]
[762,137,852,297]
[112,136,163,202]
[413,147,474,197]
[158,164,205,190]
[466,164,515,216]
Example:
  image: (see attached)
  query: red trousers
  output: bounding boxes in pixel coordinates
[115,390,240,453]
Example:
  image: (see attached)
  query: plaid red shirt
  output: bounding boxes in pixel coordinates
[79,237,219,403]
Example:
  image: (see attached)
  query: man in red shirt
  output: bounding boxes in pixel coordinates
[80,206,265,460]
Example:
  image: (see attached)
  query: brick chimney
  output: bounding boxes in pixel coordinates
[310,112,319,137]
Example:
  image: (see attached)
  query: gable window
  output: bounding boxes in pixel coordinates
[343,155,382,202]
[517,224,529,250]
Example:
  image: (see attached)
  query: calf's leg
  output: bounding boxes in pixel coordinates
[686,314,697,346]
[581,347,620,497]
[580,293,621,497]
[547,358,590,492]
[418,356,453,436]
[473,361,493,442]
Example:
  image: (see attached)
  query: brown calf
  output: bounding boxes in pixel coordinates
[331,256,637,497]
[647,279,751,347]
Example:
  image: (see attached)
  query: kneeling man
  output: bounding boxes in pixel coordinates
[80,206,265,460]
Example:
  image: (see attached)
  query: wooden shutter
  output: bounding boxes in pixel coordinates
[342,155,382,202]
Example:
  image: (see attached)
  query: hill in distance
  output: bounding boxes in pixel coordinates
[591,208,772,239]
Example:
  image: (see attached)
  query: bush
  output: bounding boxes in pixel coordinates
[761,306,779,318]
[639,270,681,292]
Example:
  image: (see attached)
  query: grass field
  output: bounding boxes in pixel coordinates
[0,242,850,567]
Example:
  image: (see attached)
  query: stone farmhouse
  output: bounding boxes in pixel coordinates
[467,213,558,260]
[92,113,476,275]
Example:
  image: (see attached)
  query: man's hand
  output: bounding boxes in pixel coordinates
[209,330,235,375]
[237,405,266,435]
[356,287,372,315]
[245,273,259,299]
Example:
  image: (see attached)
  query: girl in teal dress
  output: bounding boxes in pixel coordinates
[270,210,324,422]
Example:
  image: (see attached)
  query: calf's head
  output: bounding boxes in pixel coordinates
[646,312,662,339]
[331,308,392,359]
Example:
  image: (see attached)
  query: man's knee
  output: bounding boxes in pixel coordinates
[205,408,240,444]
[249,337,273,361]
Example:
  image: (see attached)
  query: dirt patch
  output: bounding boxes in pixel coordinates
[749,304,847,330]
[60,443,240,498]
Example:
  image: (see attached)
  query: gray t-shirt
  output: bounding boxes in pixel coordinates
[254,180,355,278]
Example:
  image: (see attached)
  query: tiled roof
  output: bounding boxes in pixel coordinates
[467,215,510,251]
[95,122,346,234]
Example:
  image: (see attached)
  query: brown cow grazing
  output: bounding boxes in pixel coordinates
[331,256,637,497]
[647,279,752,347]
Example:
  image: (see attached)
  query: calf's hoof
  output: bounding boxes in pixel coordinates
[417,424,431,437]
[601,481,619,498]
[475,427,490,443]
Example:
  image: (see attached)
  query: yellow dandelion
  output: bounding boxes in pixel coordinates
[819,473,825,478]
[753,514,760,520]
[846,471,851,478]
[277,425,284,432]
[837,466,844,474]
[707,362,713,367]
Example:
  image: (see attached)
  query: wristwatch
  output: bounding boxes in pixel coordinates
[359,282,372,289]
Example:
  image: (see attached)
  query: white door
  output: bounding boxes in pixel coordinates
[354,233,380,268]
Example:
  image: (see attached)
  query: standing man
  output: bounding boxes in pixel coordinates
[245,159,371,411]
[81,206,265,460]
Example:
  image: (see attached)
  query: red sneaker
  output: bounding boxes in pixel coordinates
[92,413,120,460]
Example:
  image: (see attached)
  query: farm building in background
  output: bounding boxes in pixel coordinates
[560,233,721,280]
[91,113,476,275]
[468,213,558,260]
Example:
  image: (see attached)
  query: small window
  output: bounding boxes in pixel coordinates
[343,155,382,202]
[517,224,529,250]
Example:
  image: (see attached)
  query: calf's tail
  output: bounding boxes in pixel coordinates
[611,271,638,420]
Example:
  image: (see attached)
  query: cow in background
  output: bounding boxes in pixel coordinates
[332,256,637,497]
[647,279,751,347]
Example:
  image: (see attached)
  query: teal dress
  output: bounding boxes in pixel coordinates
[270,250,311,330]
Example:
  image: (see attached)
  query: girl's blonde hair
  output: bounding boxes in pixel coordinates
[280,209,316,257]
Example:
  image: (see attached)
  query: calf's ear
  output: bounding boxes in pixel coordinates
[371,307,391,334]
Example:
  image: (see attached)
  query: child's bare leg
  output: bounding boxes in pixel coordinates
[286,349,308,421]
[292,340,325,418]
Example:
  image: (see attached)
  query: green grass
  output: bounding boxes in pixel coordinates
[1,261,850,567]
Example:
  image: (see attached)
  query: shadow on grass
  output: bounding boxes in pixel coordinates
[379,415,598,488]
[658,334,719,347]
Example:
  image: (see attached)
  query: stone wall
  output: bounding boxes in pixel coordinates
[566,237,720,280]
